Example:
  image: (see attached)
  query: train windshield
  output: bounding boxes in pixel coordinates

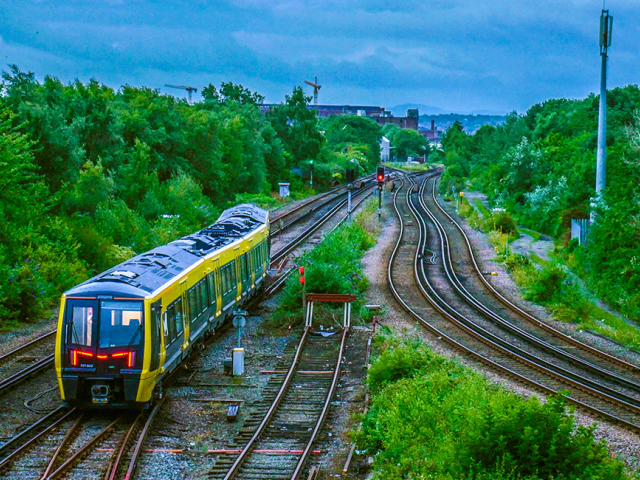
[67,302,97,346]
[98,301,144,348]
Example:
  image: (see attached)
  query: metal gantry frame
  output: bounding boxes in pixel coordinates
[304,293,357,328]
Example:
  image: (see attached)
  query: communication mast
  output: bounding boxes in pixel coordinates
[595,9,613,198]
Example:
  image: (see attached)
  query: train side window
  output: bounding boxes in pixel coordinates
[162,311,169,345]
[207,273,216,307]
[240,255,248,282]
[167,297,182,342]
[230,260,237,288]
[197,280,206,314]
[188,287,196,322]
[175,298,184,335]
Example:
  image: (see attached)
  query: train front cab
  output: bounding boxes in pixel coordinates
[55,295,158,408]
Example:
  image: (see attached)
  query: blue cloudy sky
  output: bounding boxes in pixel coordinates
[1,0,638,113]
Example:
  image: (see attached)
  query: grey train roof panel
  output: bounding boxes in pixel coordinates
[64,205,269,298]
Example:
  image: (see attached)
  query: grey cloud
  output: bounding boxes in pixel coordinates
[0,0,638,112]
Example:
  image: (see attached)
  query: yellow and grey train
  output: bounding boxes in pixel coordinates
[54,204,269,408]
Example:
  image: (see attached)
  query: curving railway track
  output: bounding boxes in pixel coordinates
[388,169,640,434]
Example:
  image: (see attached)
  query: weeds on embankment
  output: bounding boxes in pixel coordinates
[455,197,640,350]
[266,198,381,329]
[357,329,635,480]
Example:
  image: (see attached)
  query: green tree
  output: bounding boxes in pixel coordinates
[267,86,323,166]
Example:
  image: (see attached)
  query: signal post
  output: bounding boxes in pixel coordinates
[377,166,385,219]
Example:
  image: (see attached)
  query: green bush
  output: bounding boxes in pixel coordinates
[270,199,378,328]
[359,336,632,480]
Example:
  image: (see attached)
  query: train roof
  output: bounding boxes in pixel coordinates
[64,204,269,298]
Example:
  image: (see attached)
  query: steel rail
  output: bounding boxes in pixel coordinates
[0,353,54,395]
[41,413,85,479]
[271,174,375,228]
[413,177,640,402]
[0,405,66,459]
[45,415,124,480]
[123,396,166,480]
[387,172,640,433]
[0,330,55,365]
[426,174,640,372]
[223,327,311,479]
[290,327,348,479]
[0,408,77,472]
[407,175,640,427]
[271,182,376,264]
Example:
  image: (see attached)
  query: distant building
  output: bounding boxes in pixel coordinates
[259,104,419,131]
[419,119,443,145]
[380,136,390,162]
[375,108,419,130]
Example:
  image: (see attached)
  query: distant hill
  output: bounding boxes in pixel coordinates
[420,113,506,134]
[390,104,445,116]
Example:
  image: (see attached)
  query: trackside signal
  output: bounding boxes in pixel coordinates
[377,166,385,185]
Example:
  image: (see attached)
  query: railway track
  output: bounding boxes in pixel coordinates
[0,331,56,396]
[270,174,374,233]
[207,327,347,480]
[387,170,640,433]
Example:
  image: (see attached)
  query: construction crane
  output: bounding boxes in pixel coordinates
[304,77,321,105]
[165,84,198,104]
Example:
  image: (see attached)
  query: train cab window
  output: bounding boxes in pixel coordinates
[98,301,143,348]
[67,302,96,346]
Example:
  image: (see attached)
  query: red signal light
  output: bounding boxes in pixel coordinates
[299,266,304,275]
[300,275,305,284]
[377,174,384,182]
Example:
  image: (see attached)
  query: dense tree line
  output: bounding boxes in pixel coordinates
[0,66,382,325]
[381,123,431,160]
[435,85,640,321]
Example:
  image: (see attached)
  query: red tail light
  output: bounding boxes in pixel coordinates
[69,349,93,366]
[112,351,136,367]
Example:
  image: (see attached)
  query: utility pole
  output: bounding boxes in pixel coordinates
[596,9,613,199]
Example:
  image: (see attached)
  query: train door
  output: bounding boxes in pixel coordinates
[150,300,162,372]
[162,295,183,370]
